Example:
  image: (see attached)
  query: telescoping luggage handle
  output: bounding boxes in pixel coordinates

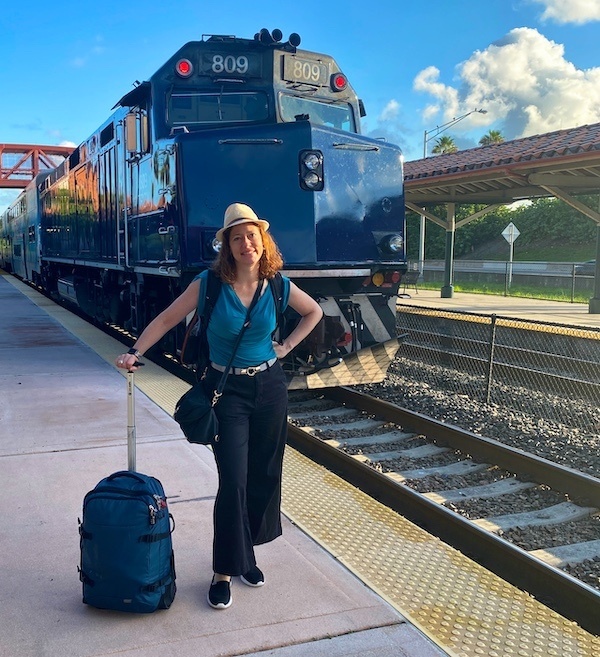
[126,363,144,472]
[127,371,137,471]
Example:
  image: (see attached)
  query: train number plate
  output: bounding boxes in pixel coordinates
[283,55,328,86]
[200,52,262,77]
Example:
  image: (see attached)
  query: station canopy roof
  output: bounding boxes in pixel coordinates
[403,122,600,206]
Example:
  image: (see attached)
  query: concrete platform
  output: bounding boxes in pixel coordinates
[0,274,446,657]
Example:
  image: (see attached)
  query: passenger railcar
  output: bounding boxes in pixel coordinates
[1,28,406,388]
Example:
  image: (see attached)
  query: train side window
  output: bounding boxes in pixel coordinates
[100,123,114,147]
[140,113,150,153]
[125,113,138,153]
[69,149,80,169]
[124,111,150,155]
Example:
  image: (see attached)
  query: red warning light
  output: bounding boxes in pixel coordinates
[176,59,193,78]
[330,73,347,92]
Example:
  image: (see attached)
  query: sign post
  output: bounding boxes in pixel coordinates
[502,222,520,287]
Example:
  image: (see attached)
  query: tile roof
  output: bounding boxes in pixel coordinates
[403,122,600,205]
[404,122,600,181]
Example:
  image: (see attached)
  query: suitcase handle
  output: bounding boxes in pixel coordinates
[107,471,147,484]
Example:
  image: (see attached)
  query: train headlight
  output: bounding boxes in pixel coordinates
[210,237,222,253]
[299,150,324,191]
[303,172,321,189]
[303,152,321,171]
[380,234,404,254]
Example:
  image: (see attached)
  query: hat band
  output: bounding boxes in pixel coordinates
[226,217,256,230]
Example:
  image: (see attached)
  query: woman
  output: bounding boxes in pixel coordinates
[116,202,323,609]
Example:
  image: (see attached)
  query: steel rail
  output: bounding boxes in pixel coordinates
[325,386,600,504]
[287,386,600,634]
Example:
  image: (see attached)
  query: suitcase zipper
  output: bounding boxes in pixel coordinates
[84,488,165,525]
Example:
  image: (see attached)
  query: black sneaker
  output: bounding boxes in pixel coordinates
[240,565,265,587]
[207,578,232,609]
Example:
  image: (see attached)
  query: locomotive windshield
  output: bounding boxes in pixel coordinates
[168,90,356,132]
[279,94,356,132]
[169,91,269,125]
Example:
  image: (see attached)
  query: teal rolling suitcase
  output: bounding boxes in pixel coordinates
[78,371,176,612]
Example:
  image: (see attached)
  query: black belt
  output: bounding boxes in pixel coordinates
[211,357,277,377]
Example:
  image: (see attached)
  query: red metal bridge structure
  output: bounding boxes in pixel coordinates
[0,144,73,189]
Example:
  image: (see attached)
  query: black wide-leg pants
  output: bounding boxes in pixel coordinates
[205,362,288,576]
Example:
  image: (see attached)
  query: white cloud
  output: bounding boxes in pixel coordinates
[532,0,600,24]
[413,27,600,140]
[363,99,411,147]
[378,100,400,123]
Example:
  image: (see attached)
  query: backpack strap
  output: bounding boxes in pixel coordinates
[201,269,222,324]
[181,270,223,371]
[268,272,284,337]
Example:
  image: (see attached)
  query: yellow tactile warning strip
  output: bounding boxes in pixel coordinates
[10,274,600,656]
[282,447,600,656]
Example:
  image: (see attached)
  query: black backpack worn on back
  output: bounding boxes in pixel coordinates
[180,270,284,373]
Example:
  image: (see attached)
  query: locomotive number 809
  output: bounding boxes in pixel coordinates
[0,28,406,390]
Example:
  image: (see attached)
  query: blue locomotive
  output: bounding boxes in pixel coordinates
[1,29,406,388]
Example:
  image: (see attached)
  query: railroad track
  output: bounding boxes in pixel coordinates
[286,386,600,635]
[33,282,600,631]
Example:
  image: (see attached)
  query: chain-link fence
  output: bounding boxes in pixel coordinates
[395,304,600,436]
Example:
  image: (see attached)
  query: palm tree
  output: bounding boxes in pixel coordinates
[432,135,458,154]
[479,130,504,146]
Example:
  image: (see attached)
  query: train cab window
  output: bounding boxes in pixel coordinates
[168,91,269,126]
[279,94,356,132]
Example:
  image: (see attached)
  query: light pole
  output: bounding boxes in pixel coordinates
[417,109,487,280]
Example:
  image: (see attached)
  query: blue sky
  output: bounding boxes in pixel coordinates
[1,0,599,211]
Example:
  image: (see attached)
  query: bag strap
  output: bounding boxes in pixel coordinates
[181,271,222,368]
[211,280,264,404]
[202,269,222,323]
[269,272,284,337]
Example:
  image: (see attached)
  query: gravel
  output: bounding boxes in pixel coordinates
[295,356,600,590]
[359,357,600,479]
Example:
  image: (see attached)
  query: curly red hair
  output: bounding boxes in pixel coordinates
[212,222,283,284]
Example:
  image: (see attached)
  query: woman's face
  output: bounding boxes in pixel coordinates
[228,223,264,269]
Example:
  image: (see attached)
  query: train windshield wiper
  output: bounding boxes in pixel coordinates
[333,143,380,151]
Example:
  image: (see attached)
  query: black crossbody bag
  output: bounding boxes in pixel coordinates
[174,282,263,444]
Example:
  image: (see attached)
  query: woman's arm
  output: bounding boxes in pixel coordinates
[116,278,201,369]
[272,281,323,360]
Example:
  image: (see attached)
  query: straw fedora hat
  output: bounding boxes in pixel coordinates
[216,203,270,242]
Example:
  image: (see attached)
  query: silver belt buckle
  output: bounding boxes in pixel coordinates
[245,366,260,376]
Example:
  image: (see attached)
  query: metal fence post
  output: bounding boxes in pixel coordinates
[486,314,497,405]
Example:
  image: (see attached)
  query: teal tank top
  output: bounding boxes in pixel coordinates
[194,270,290,368]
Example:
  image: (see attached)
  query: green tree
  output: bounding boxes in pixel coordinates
[479,130,504,146]
[405,196,599,263]
[432,135,458,154]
